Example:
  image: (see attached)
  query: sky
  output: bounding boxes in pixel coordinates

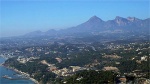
[0,0,150,37]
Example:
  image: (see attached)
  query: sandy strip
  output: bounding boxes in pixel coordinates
[2,64,39,84]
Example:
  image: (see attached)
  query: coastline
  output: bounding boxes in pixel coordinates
[0,56,39,84]
[13,67,39,84]
[2,64,39,84]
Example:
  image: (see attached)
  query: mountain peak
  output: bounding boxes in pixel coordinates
[115,16,124,20]
[127,17,139,22]
[114,16,129,25]
[90,15,99,19]
[88,15,103,22]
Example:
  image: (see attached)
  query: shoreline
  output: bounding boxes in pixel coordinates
[2,64,39,84]
[0,56,39,84]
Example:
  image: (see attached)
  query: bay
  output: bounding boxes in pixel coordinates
[0,57,35,84]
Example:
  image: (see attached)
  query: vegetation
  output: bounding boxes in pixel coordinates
[5,58,56,84]
[2,39,149,83]
[63,70,117,84]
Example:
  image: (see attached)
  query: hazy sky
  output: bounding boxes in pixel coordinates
[0,0,149,37]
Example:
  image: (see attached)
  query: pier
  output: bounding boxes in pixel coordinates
[2,75,29,80]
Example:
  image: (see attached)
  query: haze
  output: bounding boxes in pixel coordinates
[0,0,149,37]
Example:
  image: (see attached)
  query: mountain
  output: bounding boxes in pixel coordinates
[45,29,57,36]
[25,16,150,37]
[65,16,149,34]
[25,30,43,37]
[73,15,105,32]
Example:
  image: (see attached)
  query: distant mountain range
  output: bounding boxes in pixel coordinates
[25,16,150,37]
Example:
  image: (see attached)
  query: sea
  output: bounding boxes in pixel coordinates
[0,57,35,84]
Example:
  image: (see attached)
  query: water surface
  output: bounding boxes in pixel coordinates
[0,57,35,84]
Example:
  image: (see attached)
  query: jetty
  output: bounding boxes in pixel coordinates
[0,63,3,66]
[2,75,29,80]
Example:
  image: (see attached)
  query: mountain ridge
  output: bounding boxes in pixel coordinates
[25,16,150,37]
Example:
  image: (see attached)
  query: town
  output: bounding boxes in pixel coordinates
[0,36,149,84]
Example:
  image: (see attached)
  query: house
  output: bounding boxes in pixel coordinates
[115,76,127,84]
[102,66,119,72]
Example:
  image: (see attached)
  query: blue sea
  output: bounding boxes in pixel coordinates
[0,57,35,84]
